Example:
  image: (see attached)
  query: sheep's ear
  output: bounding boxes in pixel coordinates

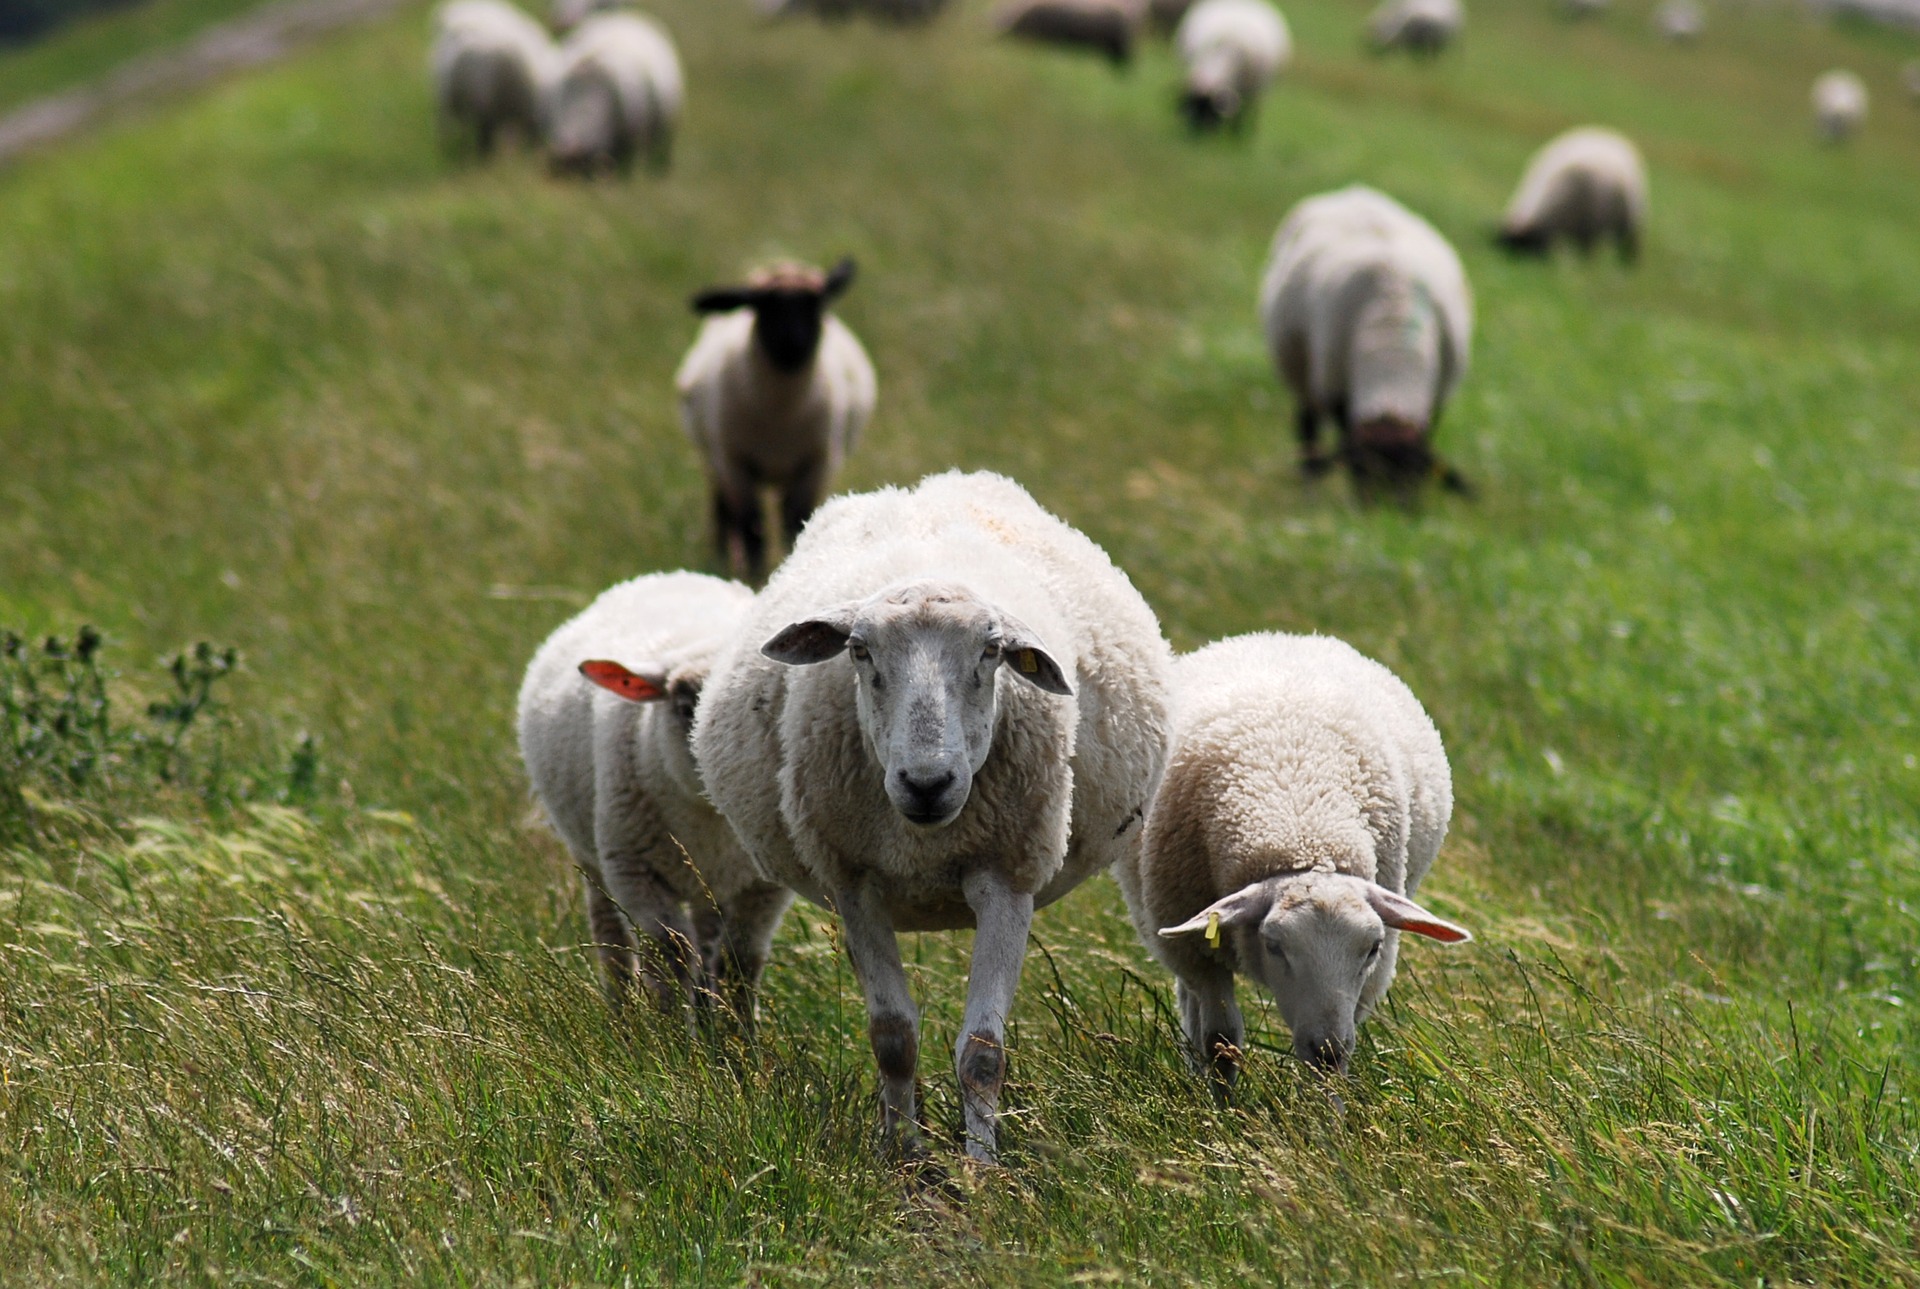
[993,612,1072,697]
[1159,880,1277,941]
[579,659,670,703]
[691,286,756,314]
[1366,885,1472,943]
[762,611,857,665]
[822,257,856,302]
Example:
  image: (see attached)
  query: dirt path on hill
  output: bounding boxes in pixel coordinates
[0,0,416,166]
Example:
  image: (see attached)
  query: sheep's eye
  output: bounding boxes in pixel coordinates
[1365,940,1383,962]
[981,641,1001,662]
[848,642,870,662]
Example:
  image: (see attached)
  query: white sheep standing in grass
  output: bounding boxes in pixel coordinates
[1498,126,1647,262]
[1812,69,1868,142]
[547,10,683,174]
[694,470,1173,1162]
[1368,0,1463,56]
[1118,633,1471,1094]
[1260,183,1474,496]
[430,0,558,157]
[677,258,876,582]
[1175,0,1292,132]
[992,0,1148,66]
[518,572,794,1020]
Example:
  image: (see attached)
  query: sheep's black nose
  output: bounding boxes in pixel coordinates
[896,768,955,811]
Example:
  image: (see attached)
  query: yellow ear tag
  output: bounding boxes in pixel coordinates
[1205,911,1222,949]
[1018,649,1038,674]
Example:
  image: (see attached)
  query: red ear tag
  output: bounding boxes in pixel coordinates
[579,660,667,702]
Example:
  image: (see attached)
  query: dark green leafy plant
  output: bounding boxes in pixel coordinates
[0,626,242,838]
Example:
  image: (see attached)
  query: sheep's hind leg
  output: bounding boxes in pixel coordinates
[956,868,1036,1163]
[711,881,795,1034]
[583,874,642,1004]
[1296,406,1334,478]
[713,483,766,582]
[836,883,927,1160]
[1176,972,1244,1105]
[778,458,830,560]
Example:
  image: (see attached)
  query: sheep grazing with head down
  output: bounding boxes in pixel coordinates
[547,11,683,175]
[430,0,558,157]
[1175,0,1292,132]
[1498,126,1647,262]
[1260,184,1474,497]
[517,572,793,1021]
[694,470,1173,1162]
[1813,69,1868,142]
[677,259,875,582]
[993,0,1148,66]
[1118,633,1471,1095]
[1368,0,1462,56]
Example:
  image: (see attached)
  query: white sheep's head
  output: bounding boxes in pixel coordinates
[761,580,1072,828]
[1160,872,1469,1074]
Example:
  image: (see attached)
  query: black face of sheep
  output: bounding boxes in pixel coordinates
[1180,87,1238,132]
[1494,225,1551,257]
[1346,415,1473,500]
[690,259,857,373]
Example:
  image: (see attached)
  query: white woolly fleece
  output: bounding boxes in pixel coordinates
[1502,126,1647,247]
[554,12,684,148]
[1117,632,1452,1009]
[1176,0,1292,108]
[517,571,766,913]
[694,470,1173,930]
[1259,184,1472,432]
[430,0,560,137]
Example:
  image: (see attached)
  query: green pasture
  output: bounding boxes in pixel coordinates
[2,0,1918,1280]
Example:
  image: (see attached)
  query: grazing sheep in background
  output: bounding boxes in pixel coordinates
[1368,0,1462,56]
[517,572,794,1021]
[1498,126,1647,262]
[1259,184,1475,497]
[548,10,682,175]
[1812,69,1868,141]
[1149,0,1197,30]
[430,0,557,157]
[677,259,876,582]
[1119,633,1471,1093]
[694,470,1173,1161]
[1175,0,1292,132]
[1653,0,1702,41]
[993,0,1147,66]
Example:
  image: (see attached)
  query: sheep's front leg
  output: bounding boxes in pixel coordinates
[957,868,1035,1162]
[1176,971,1244,1104]
[836,884,924,1156]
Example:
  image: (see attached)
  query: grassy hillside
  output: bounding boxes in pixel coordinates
[3,0,1919,1282]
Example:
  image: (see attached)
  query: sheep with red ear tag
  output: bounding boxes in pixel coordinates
[1115,632,1471,1096]
[516,571,792,1024]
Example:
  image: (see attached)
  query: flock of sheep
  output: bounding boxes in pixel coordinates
[518,474,1472,1161]
[464,0,1891,1165]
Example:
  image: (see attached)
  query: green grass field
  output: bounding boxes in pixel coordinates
[3,0,1920,1281]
